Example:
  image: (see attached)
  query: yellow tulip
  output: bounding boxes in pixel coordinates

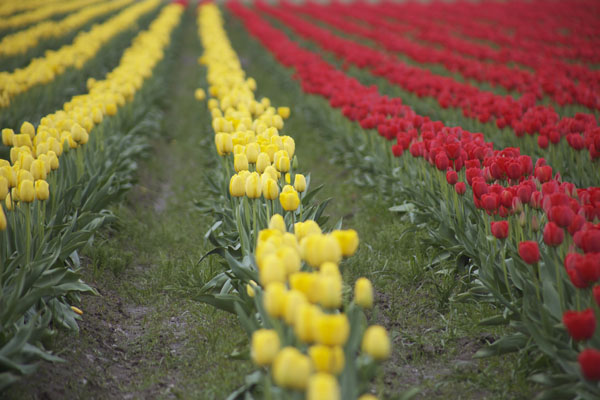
[283,136,295,158]
[6,192,14,210]
[0,177,8,201]
[318,275,342,309]
[18,179,35,203]
[263,165,279,181]
[279,190,300,212]
[263,282,287,319]
[194,88,206,101]
[0,166,16,188]
[246,280,257,298]
[245,142,260,163]
[21,121,35,138]
[354,278,373,309]
[2,128,14,146]
[358,394,378,400]
[332,229,359,257]
[106,102,117,116]
[272,347,311,390]
[261,177,278,200]
[229,174,245,197]
[30,159,46,181]
[251,329,280,366]
[19,153,34,171]
[215,133,233,155]
[48,151,59,170]
[255,152,270,173]
[234,153,249,172]
[307,373,340,400]
[294,174,306,192]
[361,326,390,360]
[268,213,286,233]
[302,234,342,268]
[283,289,307,325]
[294,303,321,343]
[35,180,49,201]
[259,253,287,286]
[277,106,290,119]
[0,206,6,230]
[277,246,301,275]
[245,172,262,199]
[17,169,34,186]
[208,98,219,110]
[289,272,320,303]
[320,262,341,279]
[276,154,290,172]
[309,346,344,375]
[14,133,32,148]
[314,314,349,346]
[294,220,322,241]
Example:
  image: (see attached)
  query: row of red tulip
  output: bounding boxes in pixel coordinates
[229,1,600,387]
[257,2,600,168]
[380,0,600,64]
[291,1,600,112]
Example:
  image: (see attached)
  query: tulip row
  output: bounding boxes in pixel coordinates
[229,3,600,397]
[0,0,103,30]
[257,2,600,189]
[0,0,135,58]
[289,1,600,113]
[0,0,161,108]
[0,0,64,18]
[0,2,184,390]
[195,3,389,399]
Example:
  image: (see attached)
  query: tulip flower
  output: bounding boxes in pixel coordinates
[1,128,14,146]
[0,206,6,231]
[354,277,374,308]
[262,177,279,200]
[245,172,262,198]
[578,349,600,381]
[290,272,320,303]
[358,395,378,400]
[194,88,206,101]
[314,314,350,346]
[594,285,600,308]
[279,189,300,211]
[0,176,8,201]
[518,241,540,264]
[362,325,390,360]
[251,329,280,366]
[562,309,596,341]
[490,221,509,240]
[294,303,321,343]
[229,174,245,197]
[283,289,307,325]
[307,373,340,400]
[331,229,359,256]
[318,275,342,309]
[18,179,35,203]
[455,181,466,195]
[272,347,311,390]
[264,282,287,319]
[34,180,49,201]
[543,222,564,247]
[294,173,306,192]
[309,346,344,375]
[268,213,286,232]
[277,106,290,119]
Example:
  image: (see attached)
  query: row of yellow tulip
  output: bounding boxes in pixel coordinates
[197,4,388,399]
[0,0,135,57]
[0,0,103,30]
[0,2,184,230]
[0,0,64,18]
[0,0,161,108]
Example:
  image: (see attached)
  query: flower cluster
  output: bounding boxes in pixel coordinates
[0,2,183,229]
[0,0,103,30]
[0,0,161,108]
[0,0,135,57]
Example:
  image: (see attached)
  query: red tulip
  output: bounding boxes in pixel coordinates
[491,221,509,240]
[435,152,449,170]
[543,222,564,247]
[578,349,600,381]
[581,230,600,253]
[594,285,600,307]
[446,170,458,185]
[534,165,552,183]
[455,181,466,195]
[563,309,596,341]
[549,205,575,228]
[575,254,600,283]
[518,241,540,264]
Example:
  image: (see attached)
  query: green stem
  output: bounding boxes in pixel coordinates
[25,203,31,265]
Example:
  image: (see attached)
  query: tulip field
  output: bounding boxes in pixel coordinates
[1,0,599,399]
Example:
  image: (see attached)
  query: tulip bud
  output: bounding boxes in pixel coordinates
[256,152,271,173]
[283,136,295,158]
[318,275,342,309]
[307,373,340,400]
[272,347,311,390]
[331,229,359,256]
[578,349,600,381]
[531,214,540,232]
[278,107,291,119]
[280,190,300,211]
[30,159,46,181]
[21,121,35,138]
[355,278,373,308]
[246,280,257,298]
[276,154,290,172]
[563,309,596,341]
[314,314,350,346]
[294,303,321,343]
[194,88,206,101]
[2,128,14,146]
[18,179,35,203]
[264,282,287,319]
[285,173,291,185]
[0,176,8,201]
[309,346,344,375]
[106,103,117,116]
[35,180,49,201]
[260,254,287,286]
[48,151,59,170]
[269,214,286,233]
[245,142,260,163]
[251,329,280,366]
[6,192,14,210]
[284,289,307,325]
[262,177,279,200]
[362,325,390,360]
[518,241,540,264]
[245,172,262,199]
[0,204,6,230]
[234,153,249,172]
[294,174,307,193]
[229,174,245,197]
